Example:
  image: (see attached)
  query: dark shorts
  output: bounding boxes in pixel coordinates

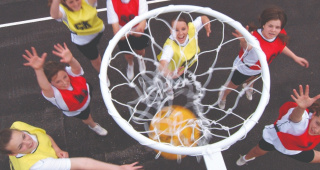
[258,138,315,163]
[231,69,260,86]
[76,32,103,60]
[117,29,150,52]
[73,105,91,120]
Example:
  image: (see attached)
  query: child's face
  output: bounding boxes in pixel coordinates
[65,0,82,11]
[309,113,320,136]
[6,130,38,155]
[171,20,189,44]
[51,70,71,90]
[261,19,282,40]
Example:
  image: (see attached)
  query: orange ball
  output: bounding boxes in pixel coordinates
[149,105,200,160]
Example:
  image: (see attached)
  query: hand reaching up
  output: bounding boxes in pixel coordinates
[22,47,47,70]
[289,85,320,123]
[291,85,320,110]
[120,162,143,170]
[52,42,74,64]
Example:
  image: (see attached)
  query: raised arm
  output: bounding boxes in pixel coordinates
[281,46,309,68]
[201,16,211,37]
[70,158,143,170]
[232,25,253,51]
[158,60,184,79]
[50,0,63,19]
[290,85,320,123]
[47,135,69,158]
[22,47,54,98]
[87,0,98,6]
[52,43,82,75]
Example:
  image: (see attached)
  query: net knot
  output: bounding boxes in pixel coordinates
[217,45,222,52]
[129,82,136,88]
[221,125,229,131]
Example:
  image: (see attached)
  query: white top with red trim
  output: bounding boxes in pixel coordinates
[107,0,148,29]
[263,108,310,155]
[233,28,278,76]
[42,66,90,117]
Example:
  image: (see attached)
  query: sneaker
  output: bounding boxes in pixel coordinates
[106,76,110,87]
[218,99,226,110]
[127,63,134,80]
[138,58,146,73]
[89,123,108,136]
[242,83,253,101]
[218,91,226,109]
[236,155,255,166]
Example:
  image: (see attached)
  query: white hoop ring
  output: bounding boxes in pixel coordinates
[100,5,270,156]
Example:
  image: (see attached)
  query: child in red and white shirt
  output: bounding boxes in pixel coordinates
[237,85,320,165]
[22,43,107,136]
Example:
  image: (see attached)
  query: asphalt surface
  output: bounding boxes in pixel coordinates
[1,0,320,169]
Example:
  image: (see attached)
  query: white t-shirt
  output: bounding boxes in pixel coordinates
[58,0,105,45]
[233,29,276,76]
[262,108,310,155]
[159,16,203,62]
[42,66,91,117]
[106,0,148,29]
[30,157,71,170]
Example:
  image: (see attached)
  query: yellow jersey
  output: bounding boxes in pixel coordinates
[9,121,57,170]
[157,22,200,71]
[60,0,104,36]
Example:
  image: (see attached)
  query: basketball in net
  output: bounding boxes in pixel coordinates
[149,105,200,160]
[100,5,270,169]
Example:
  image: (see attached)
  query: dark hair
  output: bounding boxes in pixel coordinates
[0,129,14,154]
[249,6,289,44]
[259,7,287,29]
[170,15,190,27]
[44,61,66,82]
[308,99,320,117]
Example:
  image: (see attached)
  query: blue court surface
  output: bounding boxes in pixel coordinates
[1,0,320,169]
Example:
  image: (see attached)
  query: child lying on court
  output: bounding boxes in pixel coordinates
[237,85,320,166]
[0,121,142,170]
[22,43,107,136]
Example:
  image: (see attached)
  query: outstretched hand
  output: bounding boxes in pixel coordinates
[232,25,252,38]
[291,85,320,110]
[200,16,211,37]
[171,66,185,79]
[22,47,47,70]
[120,162,143,170]
[52,43,73,64]
[294,56,309,68]
[232,29,243,38]
[131,22,145,38]
[56,149,69,158]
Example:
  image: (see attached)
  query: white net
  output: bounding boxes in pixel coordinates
[100,5,270,160]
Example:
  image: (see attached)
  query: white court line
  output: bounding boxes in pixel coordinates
[0,0,170,29]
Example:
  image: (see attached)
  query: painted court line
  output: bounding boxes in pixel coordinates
[0,0,170,29]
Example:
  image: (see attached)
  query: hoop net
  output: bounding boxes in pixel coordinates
[100,5,270,163]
